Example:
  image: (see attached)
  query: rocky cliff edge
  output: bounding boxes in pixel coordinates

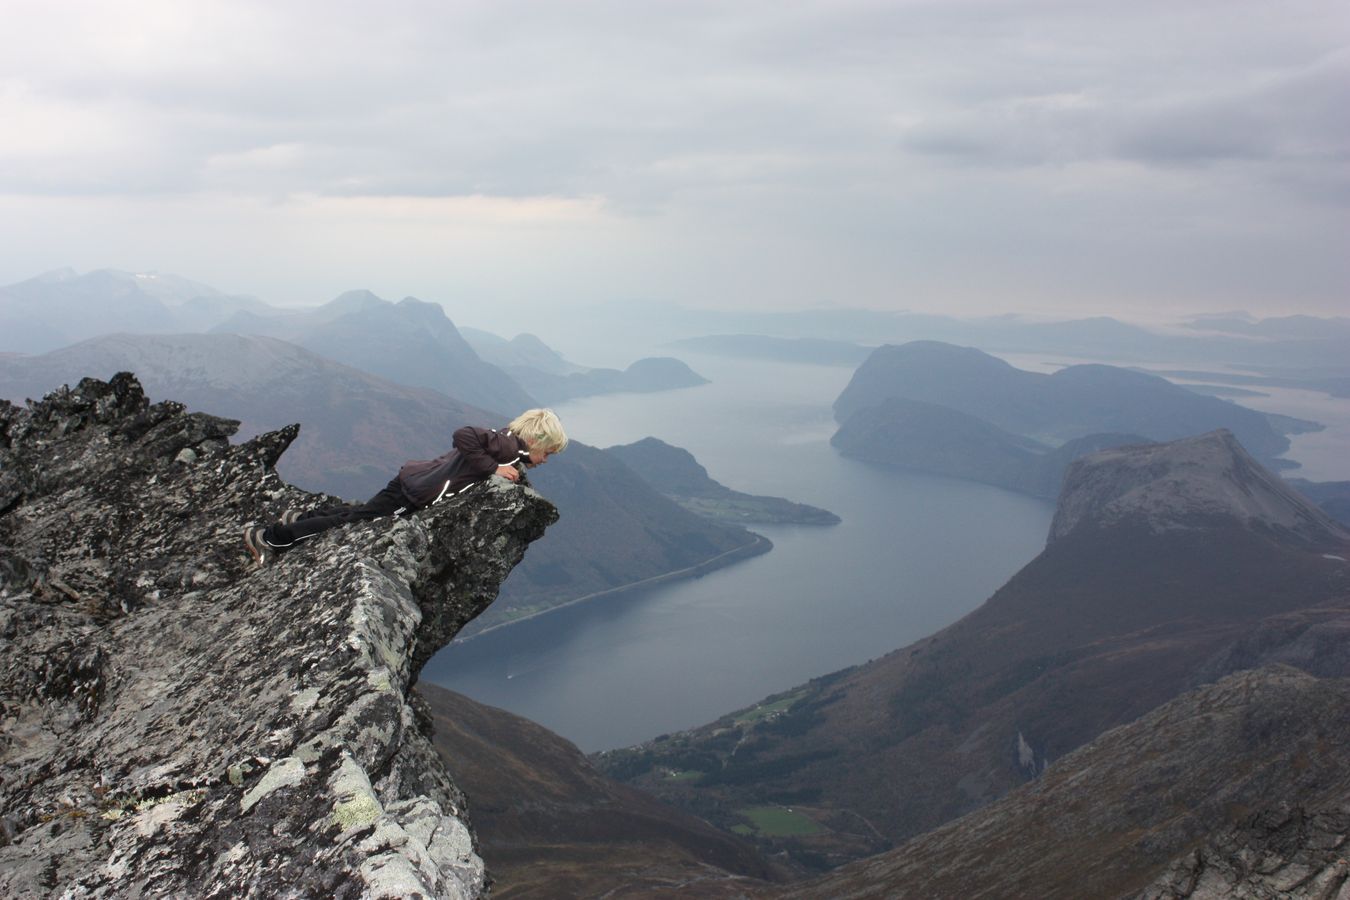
[0,373,558,898]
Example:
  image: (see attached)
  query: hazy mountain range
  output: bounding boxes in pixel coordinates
[0,268,268,353]
[1,269,712,411]
[211,289,536,416]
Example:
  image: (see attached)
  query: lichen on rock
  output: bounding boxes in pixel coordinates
[0,373,558,897]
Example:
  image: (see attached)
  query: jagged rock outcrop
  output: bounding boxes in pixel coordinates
[0,374,557,897]
[1138,804,1350,899]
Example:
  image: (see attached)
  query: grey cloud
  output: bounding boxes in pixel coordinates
[2,0,1348,318]
[7,0,1346,202]
[1112,106,1273,165]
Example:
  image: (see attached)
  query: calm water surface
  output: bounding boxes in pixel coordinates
[424,354,1054,752]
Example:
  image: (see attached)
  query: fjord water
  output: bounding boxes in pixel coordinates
[424,354,1053,752]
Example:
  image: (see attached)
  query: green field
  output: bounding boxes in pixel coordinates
[734,805,824,837]
[733,690,807,727]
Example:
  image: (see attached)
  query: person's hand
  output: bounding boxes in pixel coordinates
[495,464,520,481]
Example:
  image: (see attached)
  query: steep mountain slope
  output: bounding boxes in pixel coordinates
[213,290,535,415]
[832,341,1296,466]
[0,374,557,897]
[1285,478,1350,528]
[0,335,766,629]
[421,684,785,897]
[780,666,1350,899]
[601,430,1350,869]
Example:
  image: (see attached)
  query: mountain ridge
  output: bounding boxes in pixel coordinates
[211,289,535,415]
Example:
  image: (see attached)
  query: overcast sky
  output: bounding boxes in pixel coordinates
[2,0,1346,333]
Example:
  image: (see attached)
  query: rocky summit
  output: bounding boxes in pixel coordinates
[1050,428,1347,546]
[0,373,557,898]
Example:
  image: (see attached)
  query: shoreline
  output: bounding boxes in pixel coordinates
[454,532,774,643]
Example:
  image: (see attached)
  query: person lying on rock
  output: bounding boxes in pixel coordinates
[243,408,568,566]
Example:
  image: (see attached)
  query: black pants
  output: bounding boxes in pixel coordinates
[263,478,415,548]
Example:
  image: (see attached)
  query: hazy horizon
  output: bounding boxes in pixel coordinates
[3,1,1347,337]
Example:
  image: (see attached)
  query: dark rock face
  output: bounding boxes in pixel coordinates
[0,374,557,897]
[1138,803,1350,899]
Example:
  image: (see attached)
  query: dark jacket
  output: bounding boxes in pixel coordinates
[397,426,532,507]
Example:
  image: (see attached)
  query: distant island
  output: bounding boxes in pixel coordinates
[605,437,840,526]
[833,341,1315,470]
[832,396,1148,500]
[463,328,709,403]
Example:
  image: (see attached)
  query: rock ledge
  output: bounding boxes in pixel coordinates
[0,373,557,898]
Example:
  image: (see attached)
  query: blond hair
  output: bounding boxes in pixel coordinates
[509,408,569,453]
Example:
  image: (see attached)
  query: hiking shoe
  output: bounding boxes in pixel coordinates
[280,510,303,526]
[243,525,274,566]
